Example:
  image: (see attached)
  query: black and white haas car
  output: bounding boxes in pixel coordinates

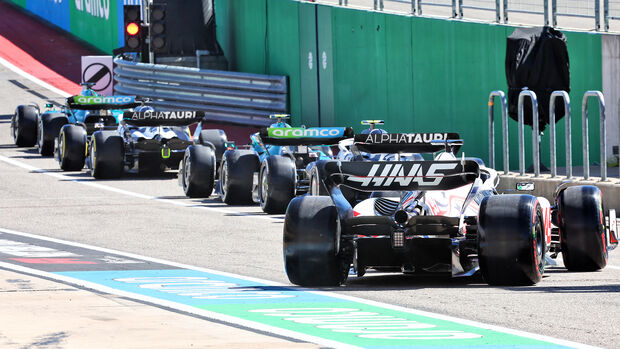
[86,108,223,179]
[283,132,618,287]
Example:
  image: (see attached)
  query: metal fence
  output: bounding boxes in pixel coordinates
[113,57,288,127]
[334,0,619,32]
[488,89,612,181]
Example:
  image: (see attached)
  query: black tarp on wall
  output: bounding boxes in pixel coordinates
[505,27,570,131]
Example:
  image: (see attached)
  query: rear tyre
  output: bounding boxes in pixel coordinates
[259,155,295,214]
[57,124,87,171]
[12,105,38,147]
[478,194,545,286]
[558,185,607,271]
[219,150,259,205]
[90,131,124,179]
[284,196,352,286]
[199,129,227,163]
[38,113,68,156]
[181,145,215,198]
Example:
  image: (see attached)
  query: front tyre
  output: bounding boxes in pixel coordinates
[219,150,259,205]
[259,156,295,214]
[283,196,352,286]
[57,124,87,171]
[558,185,607,271]
[38,113,68,156]
[12,105,38,147]
[181,145,215,198]
[478,194,545,286]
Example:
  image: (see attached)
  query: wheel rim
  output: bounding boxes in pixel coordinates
[311,175,319,196]
[12,117,18,142]
[57,132,64,163]
[183,154,191,190]
[534,213,544,274]
[260,165,269,204]
[220,160,228,197]
[37,121,44,153]
[90,140,96,173]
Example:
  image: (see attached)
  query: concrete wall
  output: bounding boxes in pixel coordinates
[603,35,620,162]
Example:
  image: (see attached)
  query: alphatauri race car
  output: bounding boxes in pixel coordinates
[283,133,618,286]
[84,109,221,179]
[180,114,353,214]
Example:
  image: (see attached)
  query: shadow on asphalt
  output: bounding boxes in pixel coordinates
[0,114,11,120]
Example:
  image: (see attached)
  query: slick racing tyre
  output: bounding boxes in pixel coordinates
[478,194,545,285]
[199,129,228,163]
[283,196,352,286]
[219,149,259,205]
[181,145,215,198]
[259,155,295,214]
[57,124,87,171]
[90,131,124,179]
[558,185,607,271]
[38,113,68,156]
[12,105,38,147]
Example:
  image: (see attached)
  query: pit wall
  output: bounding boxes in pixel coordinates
[215,0,614,169]
[6,0,124,53]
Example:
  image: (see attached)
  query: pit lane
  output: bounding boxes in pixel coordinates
[1,63,620,348]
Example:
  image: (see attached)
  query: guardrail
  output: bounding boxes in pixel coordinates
[335,0,617,32]
[113,57,288,127]
[488,89,612,181]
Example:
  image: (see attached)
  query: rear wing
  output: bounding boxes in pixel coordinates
[67,95,142,110]
[122,111,205,126]
[354,133,461,153]
[259,127,354,146]
[318,159,479,192]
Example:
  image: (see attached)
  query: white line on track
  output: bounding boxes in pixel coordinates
[0,56,71,98]
[0,227,602,349]
[0,154,282,222]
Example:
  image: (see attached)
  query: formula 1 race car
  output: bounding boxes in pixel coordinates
[83,109,217,179]
[283,133,618,286]
[55,94,142,171]
[10,83,140,163]
[180,114,353,213]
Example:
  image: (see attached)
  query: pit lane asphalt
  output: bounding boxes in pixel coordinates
[1,64,619,348]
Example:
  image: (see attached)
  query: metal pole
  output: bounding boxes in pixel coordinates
[488,91,508,173]
[518,90,539,176]
[374,0,378,10]
[495,0,501,23]
[452,0,457,18]
[549,91,571,178]
[552,0,557,27]
[582,94,590,180]
[503,0,508,23]
[544,0,549,26]
[595,0,600,31]
[412,0,415,15]
[604,0,609,31]
[459,0,463,18]
[518,93,525,175]
[380,0,384,11]
[418,0,422,15]
[582,91,607,181]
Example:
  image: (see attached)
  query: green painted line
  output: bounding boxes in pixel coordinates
[55,269,581,349]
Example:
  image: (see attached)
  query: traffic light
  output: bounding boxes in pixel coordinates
[149,4,167,53]
[124,5,143,51]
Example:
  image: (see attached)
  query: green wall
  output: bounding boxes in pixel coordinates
[207,0,603,168]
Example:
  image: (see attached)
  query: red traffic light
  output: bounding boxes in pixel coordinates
[126,22,140,36]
